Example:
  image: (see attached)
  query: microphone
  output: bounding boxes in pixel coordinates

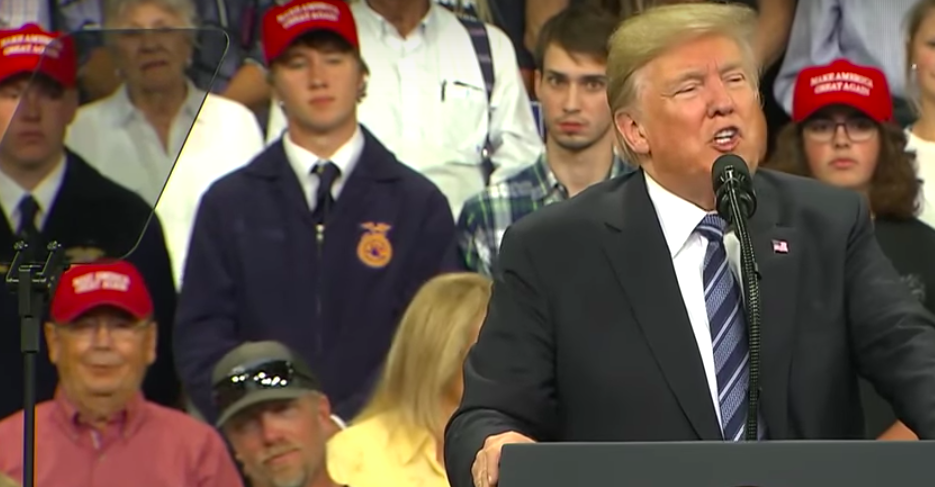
[710,153,762,442]
[711,154,757,223]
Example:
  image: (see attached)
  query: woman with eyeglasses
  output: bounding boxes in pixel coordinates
[327,273,492,487]
[766,59,935,442]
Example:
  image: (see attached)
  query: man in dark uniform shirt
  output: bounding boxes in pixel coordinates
[0,24,179,420]
[175,0,459,425]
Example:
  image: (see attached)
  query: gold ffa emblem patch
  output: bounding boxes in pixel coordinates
[357,222,393,269]
[65,246,106,263]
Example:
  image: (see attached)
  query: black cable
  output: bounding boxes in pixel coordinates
[727,190,762,441]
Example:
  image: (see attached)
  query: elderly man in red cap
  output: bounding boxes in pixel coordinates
[0,22,181,421]
[0,261,243,487]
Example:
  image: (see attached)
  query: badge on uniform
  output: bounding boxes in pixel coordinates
[357,222,393,269]
[65,246,106,263]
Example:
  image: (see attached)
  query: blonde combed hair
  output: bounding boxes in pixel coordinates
[606,2,759,163]
[354,273,493,439]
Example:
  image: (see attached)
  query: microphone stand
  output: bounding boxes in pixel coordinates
[723,187,762,441]
[4,241,68,487]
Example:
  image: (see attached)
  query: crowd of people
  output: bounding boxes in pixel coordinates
[0,0,934,486]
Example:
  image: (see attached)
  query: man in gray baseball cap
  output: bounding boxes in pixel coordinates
[212,341,345,487]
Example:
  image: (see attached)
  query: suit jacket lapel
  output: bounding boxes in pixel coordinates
[245,142,315,225]
[599,171,722,440]
[748,173,801,439]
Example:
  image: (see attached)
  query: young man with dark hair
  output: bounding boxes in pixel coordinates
[457,4,633,276]
[175,0,459,425]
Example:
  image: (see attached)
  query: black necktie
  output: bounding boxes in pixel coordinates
[16,195,40,247]
[15,195,43,262]
[312,162,340,224]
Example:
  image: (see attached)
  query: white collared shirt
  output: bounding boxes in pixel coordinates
[774,0,916,113]
[906,129,935,230]
[266,1,543,218]
[0,156,66,232]
[644,172,742,429]
[65,82,265,289]
[0,0,50,29]
[282,125,365,212]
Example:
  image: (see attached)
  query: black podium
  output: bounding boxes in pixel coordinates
[499,441,935,487]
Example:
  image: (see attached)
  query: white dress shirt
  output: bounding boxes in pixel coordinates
[0,156,66,232]
[65,82,265,289]
[906,130,935,229]
[774,0,916,113]
[266,1,543,218]
[644,173,742,429]
[281,125,365,211]
[0,0,50,28]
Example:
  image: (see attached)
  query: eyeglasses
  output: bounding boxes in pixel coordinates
[802,117,877,142]
[59,318,149,340]
[212,359,319,413]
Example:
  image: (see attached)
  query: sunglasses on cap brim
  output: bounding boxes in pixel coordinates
[212,359,320,413]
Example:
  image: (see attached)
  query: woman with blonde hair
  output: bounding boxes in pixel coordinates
[328,273,493,487]
[904,0,935,227]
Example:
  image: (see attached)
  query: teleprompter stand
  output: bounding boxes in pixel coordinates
[498,441,935,487]
[4,241,69,487]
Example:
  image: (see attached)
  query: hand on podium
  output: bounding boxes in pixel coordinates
[472,431,535,487]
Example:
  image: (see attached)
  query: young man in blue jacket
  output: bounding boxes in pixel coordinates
[174,0,460,423]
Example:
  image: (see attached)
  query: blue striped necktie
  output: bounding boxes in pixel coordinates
[696,214,752,441]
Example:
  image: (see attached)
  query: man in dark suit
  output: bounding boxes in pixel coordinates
[0,23,179,420]
[444,3,935,487]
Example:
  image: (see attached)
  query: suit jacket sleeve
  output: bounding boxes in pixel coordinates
[173,191,242,421]
[419,188,462,275]
[444,222,557,487]
[846,196,935,438]
[128,215,181,408]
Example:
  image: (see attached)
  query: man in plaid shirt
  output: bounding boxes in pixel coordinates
[457,4,633,275]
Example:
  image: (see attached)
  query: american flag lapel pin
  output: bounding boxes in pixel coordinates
[772,239,789,254]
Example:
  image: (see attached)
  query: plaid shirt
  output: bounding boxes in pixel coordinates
[457,153,633,275]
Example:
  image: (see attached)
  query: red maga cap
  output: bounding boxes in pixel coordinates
[262,0,359,64]
[0,23,77,87]
[51,261,153,323]
[792,58,892,123]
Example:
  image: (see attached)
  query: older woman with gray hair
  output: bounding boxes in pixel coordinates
[65,0,265,290]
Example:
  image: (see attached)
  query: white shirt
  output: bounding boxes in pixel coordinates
[282,125,365,211]
[0,156,66,232]
[906,130,935,229]
[774,0,916,113]
[644,173,742,429]
[65,83,265,289]
[266,1,543,218]
[0,0,50,29]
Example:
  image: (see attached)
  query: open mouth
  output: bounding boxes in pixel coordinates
[712,127,740,151]
[141,60,168,70]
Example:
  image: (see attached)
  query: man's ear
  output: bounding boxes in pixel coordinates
[63,88,79,125]
[144,320,157,366]
[44,322,60,365]
[615,109,650,155]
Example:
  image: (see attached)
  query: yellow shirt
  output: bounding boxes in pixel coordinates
[328,412,448,487]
